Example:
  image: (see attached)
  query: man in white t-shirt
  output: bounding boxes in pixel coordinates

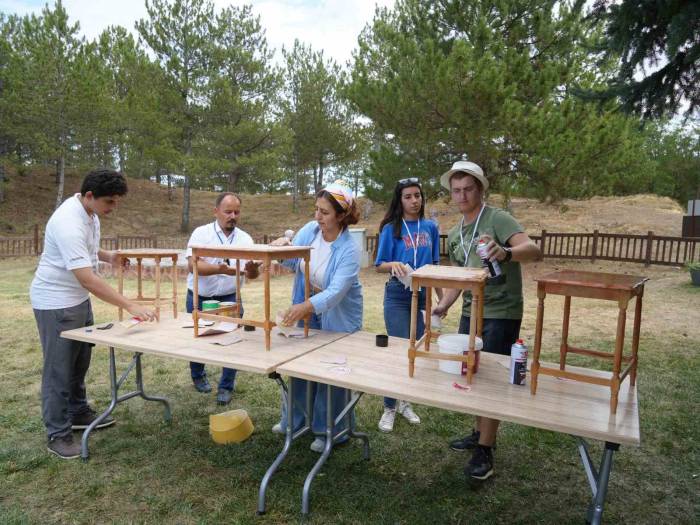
[186,192,260,405]
[30,169,156,460]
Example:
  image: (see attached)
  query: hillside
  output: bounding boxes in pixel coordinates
[0,167,686,238]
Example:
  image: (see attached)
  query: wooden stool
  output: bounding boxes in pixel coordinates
[116,249,180,321]
[191,244,312,350]
[408,265,488,383]
[530,270,647,414]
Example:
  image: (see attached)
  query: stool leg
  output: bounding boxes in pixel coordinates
[154,257,161,321]
[264,257,271,351]
[425,286,432,352]
[408,286,418,377]
[630,293,643,387]
[118,256,124,321]
[137,258,143,300]
[531,285,545,395]
[560,296,571,370]
[610,300,628,414]
[171,255,178,318]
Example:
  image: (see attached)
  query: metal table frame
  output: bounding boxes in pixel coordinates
[257,373,370,515]
[80,347,172,461]
[577,438,620,525]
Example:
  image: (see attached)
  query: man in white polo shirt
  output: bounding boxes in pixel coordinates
[30,169,156,460]
[186,192,260,405]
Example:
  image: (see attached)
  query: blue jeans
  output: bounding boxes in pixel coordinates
[383,278,425,409]
[186,289,240,391]
[279,312,353,440]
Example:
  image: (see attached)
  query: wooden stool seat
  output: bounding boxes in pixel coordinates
[116,249,180,321]
[408,265,488,384]
[191,244,312,351]
[530,270,647,414]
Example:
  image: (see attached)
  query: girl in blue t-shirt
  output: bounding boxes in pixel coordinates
[374,178,441,433]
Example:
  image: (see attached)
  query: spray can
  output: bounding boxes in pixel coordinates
[509,339,528,385]
[476,239,502,277]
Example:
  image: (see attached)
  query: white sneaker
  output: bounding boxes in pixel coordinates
[310,438,326,453]
[378,407,396,432]
[271,423,284,434]
[398,400,420,425]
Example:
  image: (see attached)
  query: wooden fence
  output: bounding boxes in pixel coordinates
[366,229,700,267]
[0,227,277,258]
[4,224,699,267]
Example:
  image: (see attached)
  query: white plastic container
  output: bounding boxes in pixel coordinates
[437,334,483,375]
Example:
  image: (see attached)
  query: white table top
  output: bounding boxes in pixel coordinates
[61,316,348,375]
[277,331,640,446]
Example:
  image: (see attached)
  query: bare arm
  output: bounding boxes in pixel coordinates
[375,261,411,276]
[482,232,543,263]
[72,267,156,321]
[186,257,260,278]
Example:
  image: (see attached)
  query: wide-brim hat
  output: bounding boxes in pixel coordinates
[440,161,488,192]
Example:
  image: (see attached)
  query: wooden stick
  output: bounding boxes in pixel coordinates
[610,298,628,414]
[304,255,311,338]
[424,285,432,352]
[560,295,571,370]
[137,258,143,299]
[193,253,199,337]
[630,292,643,386]
[118,253,124,321]
[154,256,161,321]
[531,284,546,395]
[171,255,178,318]
[408,283,419,377]
[264,255,271,351]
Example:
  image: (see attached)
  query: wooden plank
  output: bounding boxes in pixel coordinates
[61,316,350,375]
[277,331,640,446]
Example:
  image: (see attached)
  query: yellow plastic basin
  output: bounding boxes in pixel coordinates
[209,409,254,445]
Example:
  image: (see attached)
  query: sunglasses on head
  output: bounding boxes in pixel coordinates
[398,177,420,185]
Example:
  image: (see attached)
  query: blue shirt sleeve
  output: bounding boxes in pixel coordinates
[430,221,441,264]
[374,224,396,266]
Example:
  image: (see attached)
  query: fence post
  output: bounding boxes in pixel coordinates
[263,234,268,244]
[539,230,547,255]
[34,224,39,256]
[152,235,158,249]
[116,235,120,250]
[644,231,654,267]
[591,229,599,262]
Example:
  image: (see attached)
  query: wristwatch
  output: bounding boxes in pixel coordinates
[502,246,512,263]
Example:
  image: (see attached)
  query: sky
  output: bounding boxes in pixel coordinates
[0,0,396,66]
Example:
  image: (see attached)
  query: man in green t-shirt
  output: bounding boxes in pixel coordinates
[433,159,542,481]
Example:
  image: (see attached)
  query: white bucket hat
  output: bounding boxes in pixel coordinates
[440,160,488,192]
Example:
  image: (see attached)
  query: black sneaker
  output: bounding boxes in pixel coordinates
[71,408,115,430]
[465,445,494,480]
[449,429,480,451]
[216,388,233,405]
[47,434,81,459]
[193,376,212,393]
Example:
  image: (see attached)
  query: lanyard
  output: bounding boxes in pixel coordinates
[214,223,235,245]
[402,218,420,268]
[459,204,485,266]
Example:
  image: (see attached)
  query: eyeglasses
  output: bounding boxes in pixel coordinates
[398,177,420,185]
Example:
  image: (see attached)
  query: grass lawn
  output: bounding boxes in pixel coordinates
[0,257,698,524]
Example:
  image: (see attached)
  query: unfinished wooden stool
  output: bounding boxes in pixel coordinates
[530,270,647,414]
[408,265,488,384]
[116,248,180,321]
[191,244,312,350]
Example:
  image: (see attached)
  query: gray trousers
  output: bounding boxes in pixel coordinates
[33,299,94,439]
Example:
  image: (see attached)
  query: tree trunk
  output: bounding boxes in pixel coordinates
[317,155,324,192]
[118,142,125,172]
[227,170,240,192]
[0,161,5,203]
[54,156,65,210]
[293,168,299,213]
[180,174,190,232]
[167,174,173,201]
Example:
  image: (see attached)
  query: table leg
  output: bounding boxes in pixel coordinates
[610,300,628,414]
[154,257,161,320]
[467,293,478,384]
[118,258,124,321]
[408,285,419,377]
[630,293,643,387]
[171,255,178,318]
[137,258,143,300]
[257,375,312,515]
[531,284,546,395]
[302,387,367,516]
[80,348,171,461]
[264,258,271,351]
[560,296,571,370]
[425,286,432,352]
[304,256,311,338]
[577,438,619,525]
